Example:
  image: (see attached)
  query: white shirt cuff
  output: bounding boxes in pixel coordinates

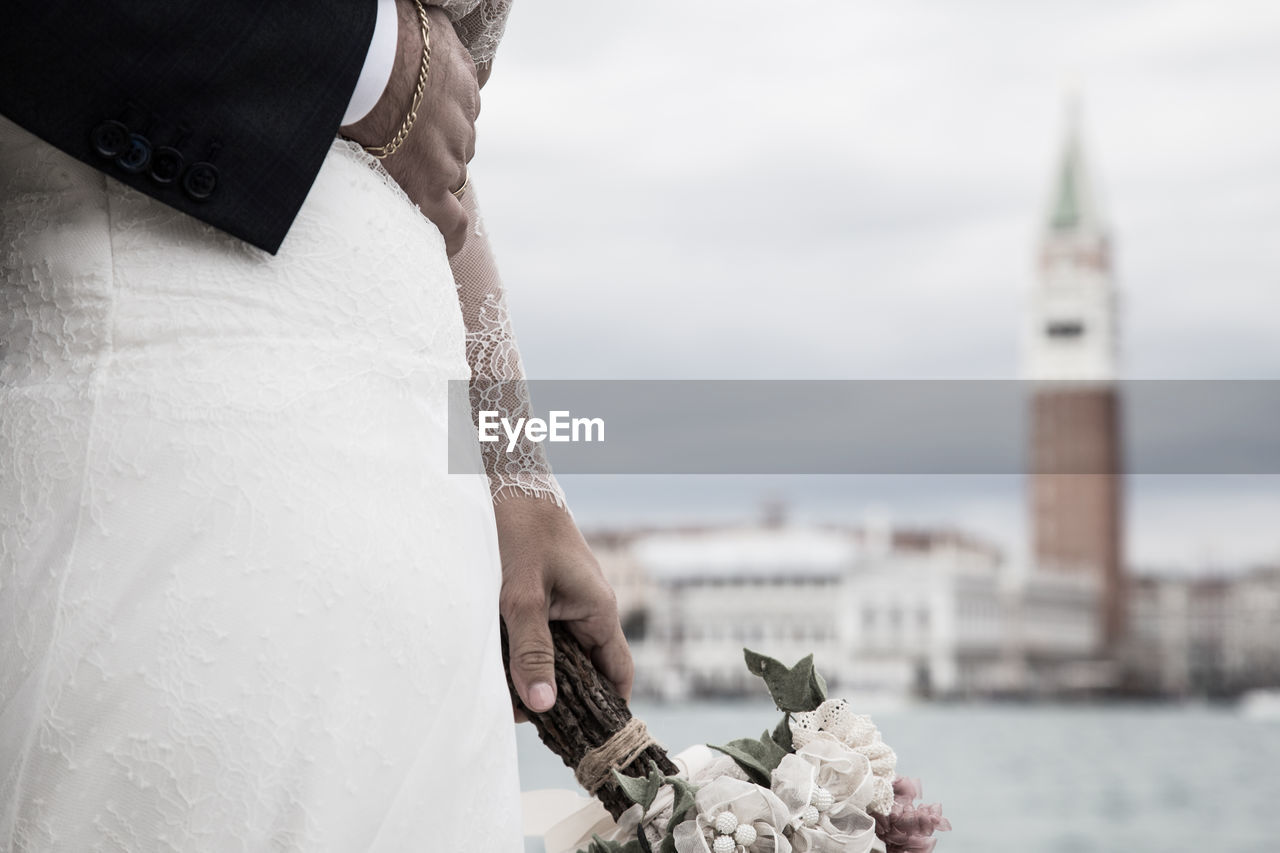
[342,0,398,126]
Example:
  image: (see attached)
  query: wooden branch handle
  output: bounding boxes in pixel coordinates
[501,620,677,819]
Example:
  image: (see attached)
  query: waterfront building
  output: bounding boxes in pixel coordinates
[1225,565,1280,689]
[1126,565,1280,697]
[596,522,1101,700]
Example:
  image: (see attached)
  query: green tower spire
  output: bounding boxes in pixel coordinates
[1046,95,1102,235]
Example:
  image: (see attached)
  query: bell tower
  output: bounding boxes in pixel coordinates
[1025,97,1125,650]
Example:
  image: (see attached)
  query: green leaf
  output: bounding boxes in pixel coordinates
[612,762,665,811]
[743,649,828,712]
[773,713,794,752]
[709,740,771,787]
[710,732,791,784]
[658,834,678,853]
[665,776,698,827]
[756,730,790,770]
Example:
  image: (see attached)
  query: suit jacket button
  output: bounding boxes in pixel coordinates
[115,133,152,174]
[149,146,185,185]
[91,120,130,158]
[182,162,219,200]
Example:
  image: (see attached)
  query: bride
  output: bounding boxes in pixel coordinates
[0,0,630,849]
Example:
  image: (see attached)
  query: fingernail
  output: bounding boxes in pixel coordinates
[529,681,555,712]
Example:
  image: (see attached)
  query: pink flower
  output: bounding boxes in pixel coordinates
[872,777,951,853]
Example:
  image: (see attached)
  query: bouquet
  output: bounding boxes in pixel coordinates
[510,625,951,853]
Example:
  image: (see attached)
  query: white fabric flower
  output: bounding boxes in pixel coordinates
[679,744,753,786]
[607,786,676,849]
[672,776,793,853]
[770,738,878,853]
[599,746,755,849]
[790,699,897,815]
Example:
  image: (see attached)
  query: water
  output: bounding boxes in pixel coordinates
[519,701,1280,852]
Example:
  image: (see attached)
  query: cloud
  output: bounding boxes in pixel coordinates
[476,0,1279,378]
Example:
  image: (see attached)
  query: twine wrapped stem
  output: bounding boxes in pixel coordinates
[501,621,677,819]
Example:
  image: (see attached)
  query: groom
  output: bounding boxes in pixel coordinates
[0,0,633,717]
[0,0,474,257]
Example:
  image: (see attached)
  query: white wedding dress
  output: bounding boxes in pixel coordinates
[0,112,529,850]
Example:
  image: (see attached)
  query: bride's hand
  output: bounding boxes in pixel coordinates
[494,496,633,719]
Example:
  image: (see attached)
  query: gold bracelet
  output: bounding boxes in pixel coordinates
[363,0,431,160]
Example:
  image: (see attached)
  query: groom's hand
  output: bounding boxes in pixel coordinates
[495,496,634,719]
[340,0,479,255]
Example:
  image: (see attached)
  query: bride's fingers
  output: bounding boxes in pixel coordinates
[500,580,558,713]
[593,630,634,704]
[548,571,632,703]
[567,616,634,705]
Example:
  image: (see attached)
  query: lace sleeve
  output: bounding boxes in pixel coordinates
[448,181,568,509]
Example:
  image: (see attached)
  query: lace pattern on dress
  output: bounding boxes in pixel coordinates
[0,119,523,851]
[449,183,567,509]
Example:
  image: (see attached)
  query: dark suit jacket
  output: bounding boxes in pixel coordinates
[0,1,377,256]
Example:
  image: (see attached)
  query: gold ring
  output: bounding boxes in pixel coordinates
[451,176,470,199]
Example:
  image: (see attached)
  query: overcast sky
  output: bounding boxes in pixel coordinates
[467,0,1280,570]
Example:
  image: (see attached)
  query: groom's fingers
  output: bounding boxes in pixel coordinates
[425,190,470,257]
[339,1,480,257]
[500,577,558,713]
